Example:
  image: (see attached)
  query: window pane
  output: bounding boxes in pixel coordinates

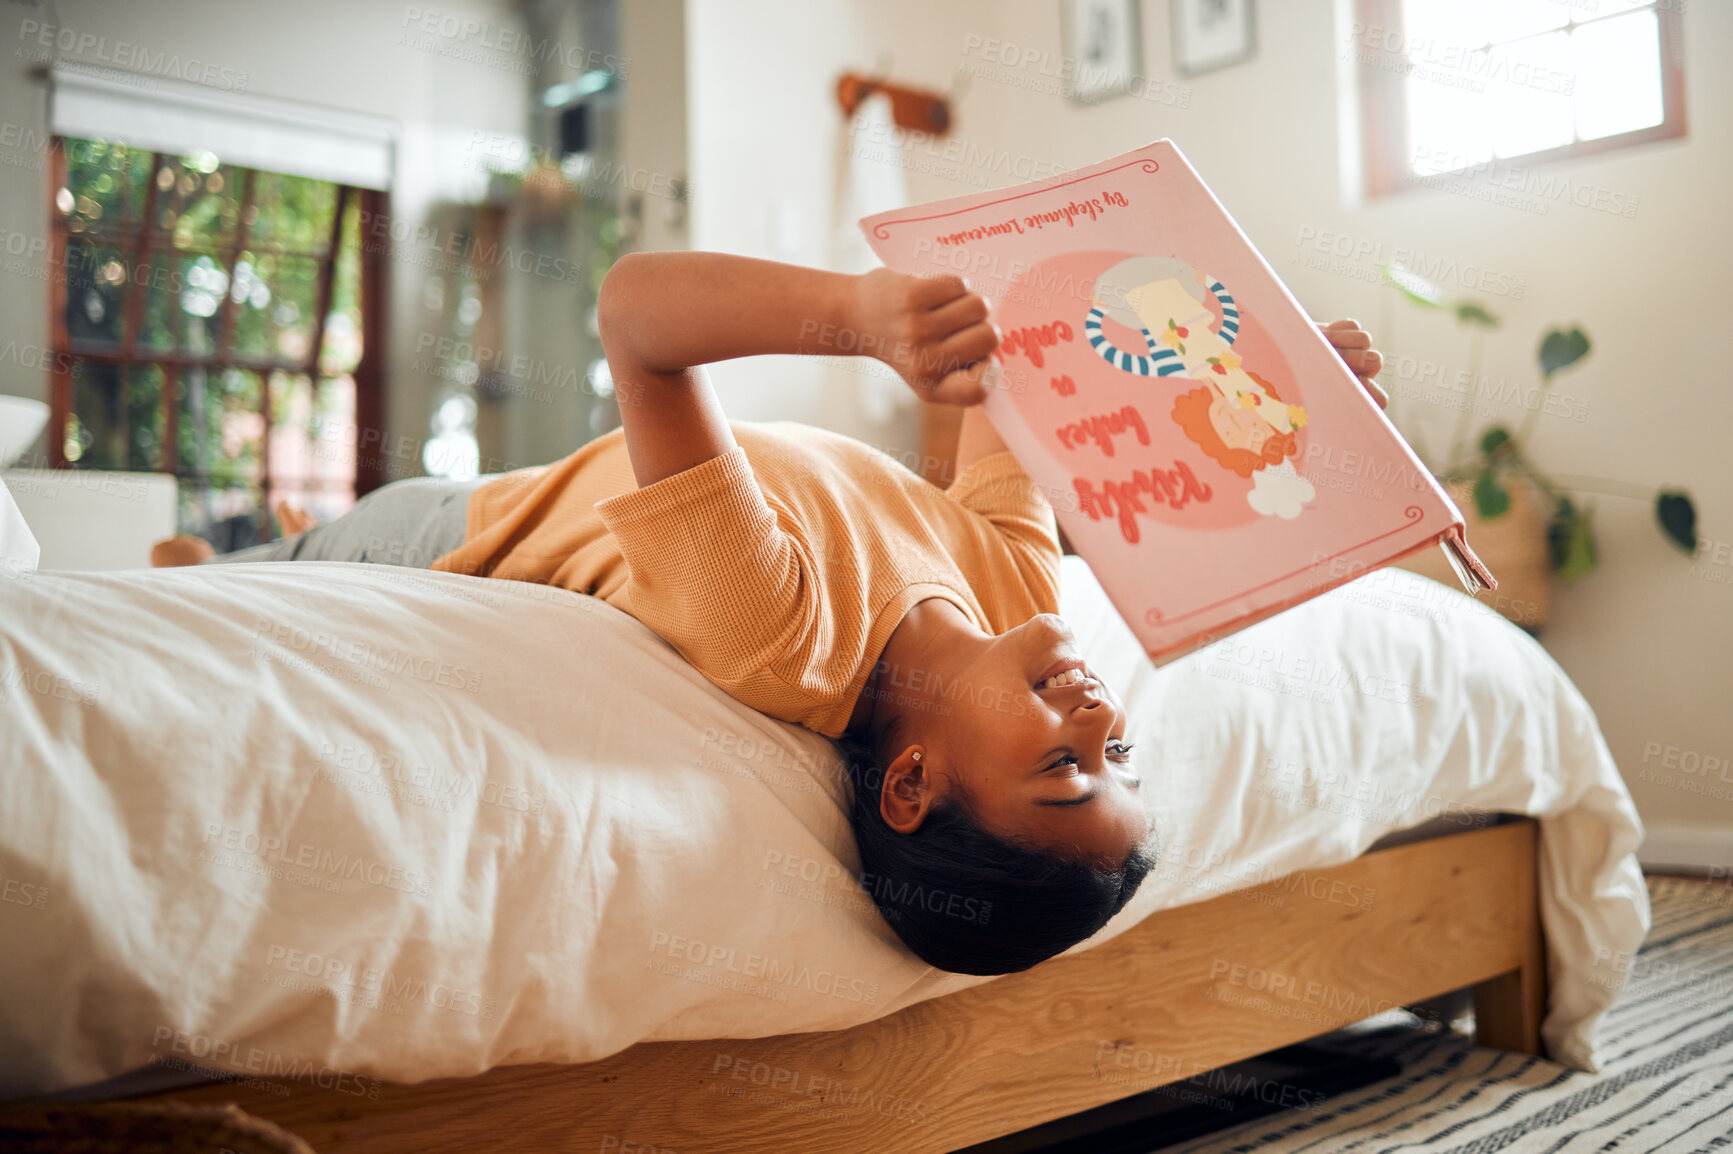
[143,252,279,356]
[1486,31,1575,159]
[1408,74,1494,176]
[167,254,233,356]
[154,157,243,249]
[139,254,191,353]
[61,137,151,227]
[1397,0,1670,186]
[231,253,320,361]
[178,366,263,490]
[268,372,357,524]
[61,243,131,346]
[125,364,166,471]
[1401,0,1482,51]
[66,360,166,471]
[248,172,339,253]
[267,370,314,515]
[320,196,364,376]
[1401,0,1567,53]
[1573,10,1664,141]
[1480,0,1569,45]
[68,359,124,469]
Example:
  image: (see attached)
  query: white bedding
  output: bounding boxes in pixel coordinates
[0,550,1648,1096]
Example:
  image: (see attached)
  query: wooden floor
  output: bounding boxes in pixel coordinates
[136,819,1546,1153]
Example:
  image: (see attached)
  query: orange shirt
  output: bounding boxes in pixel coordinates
[430,421,1059,737]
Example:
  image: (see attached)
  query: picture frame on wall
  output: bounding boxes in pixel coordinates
[1062,0,1142,104]
[1171,0,1256,76]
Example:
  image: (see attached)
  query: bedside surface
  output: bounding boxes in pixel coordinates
[0,469,178,571]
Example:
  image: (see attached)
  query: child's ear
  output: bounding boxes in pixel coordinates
[879,748,934,834]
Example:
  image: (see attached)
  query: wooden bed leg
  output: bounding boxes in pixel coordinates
[1472,967,1543,1055]
[1471,820,1547,1056]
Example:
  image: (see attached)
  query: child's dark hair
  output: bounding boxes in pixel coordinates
[834,734,1157,976]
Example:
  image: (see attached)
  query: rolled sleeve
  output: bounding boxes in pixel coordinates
[595,448,814,682]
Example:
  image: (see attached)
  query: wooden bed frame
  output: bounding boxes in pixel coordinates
[132,817,1547,1152]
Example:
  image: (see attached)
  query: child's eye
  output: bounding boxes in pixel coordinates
[1048,743,1135,773]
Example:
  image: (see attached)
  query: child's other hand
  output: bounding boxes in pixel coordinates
[854,269,999,405]
[1320,319,1388,409]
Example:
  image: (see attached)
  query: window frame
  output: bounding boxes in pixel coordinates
[1356,0,1687,199]
[44,137,390,538]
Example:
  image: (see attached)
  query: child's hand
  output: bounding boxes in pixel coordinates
[854,269,999,405]
[1320,319,1388,409]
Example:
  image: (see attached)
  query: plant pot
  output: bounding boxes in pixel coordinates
[1392,477,1552,633]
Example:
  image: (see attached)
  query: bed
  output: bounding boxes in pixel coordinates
[0,493,1648,1149]
[111,817,1547,1153]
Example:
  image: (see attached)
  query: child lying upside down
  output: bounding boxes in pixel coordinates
[152,253,1387,976]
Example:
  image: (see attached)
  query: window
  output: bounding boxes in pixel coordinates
[48,136,386,550]
[1355,0,1686,197]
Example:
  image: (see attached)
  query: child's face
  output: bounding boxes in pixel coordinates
[912,613,1151,869]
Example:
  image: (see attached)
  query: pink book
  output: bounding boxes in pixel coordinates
[861,139,1495,666]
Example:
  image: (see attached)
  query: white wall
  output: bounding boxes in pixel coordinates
[621,0,689,256]
[684,0,1731,842]
[685,0,1002,453]
[0,0,531,480]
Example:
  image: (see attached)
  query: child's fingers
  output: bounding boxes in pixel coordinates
[1362,377,1390,409]
[1325,327,1372,350]
[1338,348,1383,379]
[1348,348,1383,377]
[933,320,999,371]
[910,272,972,308]
[924,291,990,337]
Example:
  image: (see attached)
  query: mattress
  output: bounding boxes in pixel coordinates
[0,544,1648,1095]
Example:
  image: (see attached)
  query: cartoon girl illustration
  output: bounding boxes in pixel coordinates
[1084,256,1316,519]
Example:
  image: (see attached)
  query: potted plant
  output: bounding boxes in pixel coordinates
[1380,263,1698,631]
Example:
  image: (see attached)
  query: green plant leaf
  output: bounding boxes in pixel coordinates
[1472,468,1510,519]
[1549,500,1598,580]
[1547,496,1574,571]
[1384,262,1445,308]
[1538,327,1591,378]
[1656,490,1698,554]
[1479,426,1513,458]
[1454,302,1501,328]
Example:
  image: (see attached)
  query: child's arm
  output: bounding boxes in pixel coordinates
[597,252,998,487]
[954,403,1012,473]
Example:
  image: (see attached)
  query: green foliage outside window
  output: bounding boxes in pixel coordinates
[56,136,364,548]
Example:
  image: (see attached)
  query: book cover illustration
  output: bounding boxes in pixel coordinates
[861,141,1494,663]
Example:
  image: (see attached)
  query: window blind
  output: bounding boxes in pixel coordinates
[49,63,397,190]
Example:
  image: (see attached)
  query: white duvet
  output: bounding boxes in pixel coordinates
[0,548,1648,1096]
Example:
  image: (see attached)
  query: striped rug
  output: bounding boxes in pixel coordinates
[1165,876,1733,1153]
